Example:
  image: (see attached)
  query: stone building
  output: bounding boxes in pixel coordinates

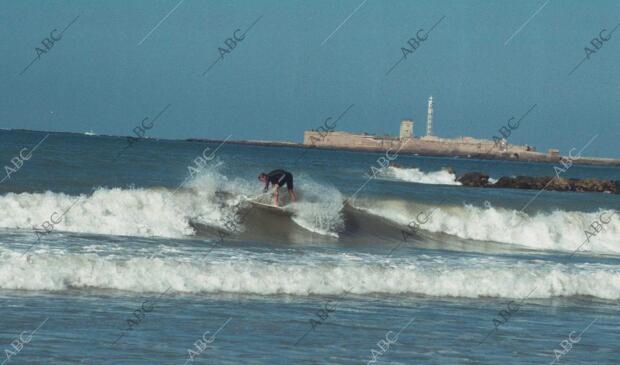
[304,96,543,159]
[399,120,414,140]
[303,127,535,157]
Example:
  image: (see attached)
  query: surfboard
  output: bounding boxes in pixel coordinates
[248,200,293,215]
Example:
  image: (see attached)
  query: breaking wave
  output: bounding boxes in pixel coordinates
[0,164,615,254]
[0,166,345,239]
[1,247,619,300]
[355,199,620,255]
[382,166,461,185]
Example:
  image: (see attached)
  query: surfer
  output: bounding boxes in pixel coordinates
[258,169,297,207]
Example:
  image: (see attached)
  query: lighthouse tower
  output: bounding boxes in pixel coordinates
[426,96,434,137]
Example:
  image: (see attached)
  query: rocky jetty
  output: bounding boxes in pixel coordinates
[458,172,620,194]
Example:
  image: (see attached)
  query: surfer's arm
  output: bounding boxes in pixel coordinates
[264,171,282,192]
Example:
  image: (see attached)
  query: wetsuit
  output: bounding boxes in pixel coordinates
[263,169,294,192]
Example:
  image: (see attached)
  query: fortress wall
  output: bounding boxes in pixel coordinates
[304,131,534,156]
[304,131,400,149]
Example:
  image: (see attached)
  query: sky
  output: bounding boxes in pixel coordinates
[0,0,619,158]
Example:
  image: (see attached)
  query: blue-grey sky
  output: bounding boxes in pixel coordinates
[1,0,619,157]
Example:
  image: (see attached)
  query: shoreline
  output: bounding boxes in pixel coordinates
[186,138,620,167]
[4,130,619,167]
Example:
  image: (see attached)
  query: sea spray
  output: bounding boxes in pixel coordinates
[354,198,620,254]
[2,247,620,300]
[382,166,461,185]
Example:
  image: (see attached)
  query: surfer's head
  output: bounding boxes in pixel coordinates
[258,173,268,182]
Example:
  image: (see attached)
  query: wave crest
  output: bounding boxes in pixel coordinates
[0,167,346,239]
[356,200,619,254]
[382,166,461,185]
[3,249,619,300]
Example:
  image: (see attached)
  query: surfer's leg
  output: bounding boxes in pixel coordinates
[273,186,280,207]
[285,174,296,202]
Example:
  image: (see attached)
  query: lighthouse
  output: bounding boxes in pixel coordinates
[426,96,433,137]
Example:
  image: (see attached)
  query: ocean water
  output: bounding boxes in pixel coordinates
[0,129,619,364]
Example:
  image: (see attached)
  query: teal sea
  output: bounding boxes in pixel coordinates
[0,129,619,364]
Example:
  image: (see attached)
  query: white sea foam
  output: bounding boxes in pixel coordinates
[0,167,345,238]
[383,166,461,186]
[359,200,620,254]
[1,165,615,251]
[0,188,194,238]
[286,176,344,237]
[2,248,619,300]
[0,164,244,238]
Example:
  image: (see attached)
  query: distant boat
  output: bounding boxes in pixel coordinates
[84,130,96,136]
